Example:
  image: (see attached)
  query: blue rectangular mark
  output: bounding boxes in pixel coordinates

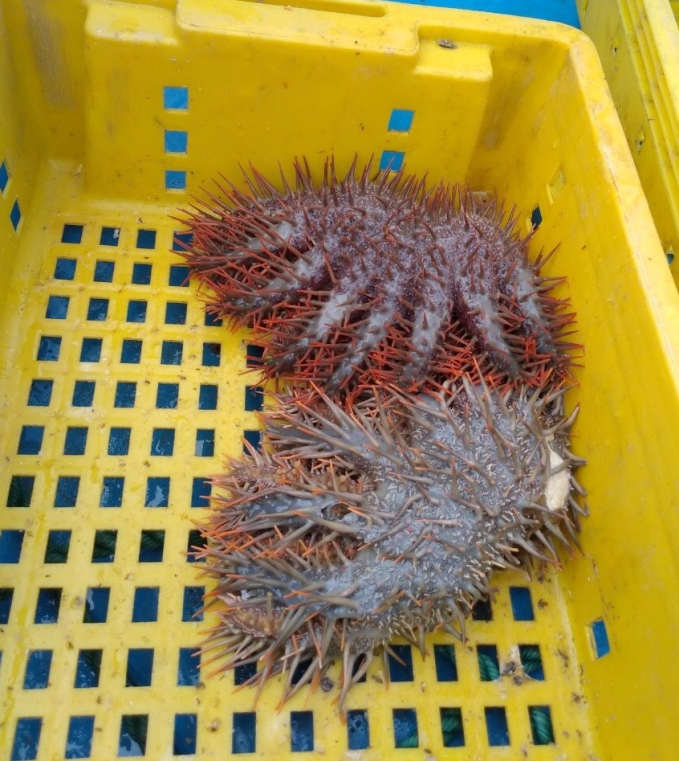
[139,530,165,563]
[157,383,179,409]
[136,231,156,250]
[146,477,170,508]
[72,380,95,407]
[55,257,77,280]
[164,86,189,110]
[10,199,21,230]
[291,711,314,752]
[11,717,42,761]
[108,427,131,456]
[127,300,147,323]
[169,263,190,283]
[182,586,204,622]
[151,428,175,456]
[38,335,61,361]
[485,707,510,746]
[126,648,154,687]
[232,713,256,754]
[133,587,159,622]
[199,384,217,410]
[379,150,405,172]
[440,707,465,748]
[166,170,187,190]
[132,262,153,284]
[23,650,53,689]
[191,477,210,507]
[75,649,102,688]
[165,130,188,153]
[45,530,71,563]
[28,379,53,406]
[84,588,110,623]
[178,648,200,686]
[62,224,83,244]
[174,714,197,755]
[0,588,14,624]
[388,108,414,132]
[101,476,124,507]
[388,645,414,682]
[115,381,136,408]
[46,295,69,319]
[64,426,88,455]
[161,340,183,365]
[165,301,187,324]
[92,529,117,563]
[0,530,25,563]
[18,425,44,455]
[87,297,109,321]
[121,339,142,364]
[35,587,62,623]
[80,338,102,363]
[7,476,35,507]
[592,618,611,657]
[393,708,418,748]
[244,386,264,412]
[118,715,148,757]
[433,644,458,682]
[65,715,95,759]
[509,586,535,621]
[202,342,221,366]
[195,429,215,457]
[100,227,119,246]
[94,260,114,282]
[55,476,80,507]
[347,710,369,750]
[0,160,8,192]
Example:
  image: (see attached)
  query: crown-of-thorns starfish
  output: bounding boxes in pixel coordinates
[195,380,586,713]
[176,158,578,393]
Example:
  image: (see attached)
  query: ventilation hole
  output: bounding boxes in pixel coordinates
[290,659,312,686]
[232,713,256,754]
[100,226,120,246]
[118,715,148,757]
[126,649,154,687]
[243,430,262,452]
[46,295,69,319]
[169,263,190,283]
[10,199,21,230]
[187,529,206,562]
[202,342,221,366]
[509,586,535,620]
[234,662,257,686]
[0,160,8,193]
[24,650,53,689]
[166,170,187,191]
[139,530,165,562]
[151,428,175,456]
[387,108,414,132]
[182,586,204,622]
[80,338,102,363]
[155,383,178,409]
[65,715,95,759]
[195,429,215,457]
[0,588,14,624]
[635,128,645,153]
[379,150,405,172]
[519,644,545,680]
[35,587,62,623]
[92,529,117,563]
[28,379,53,406]
[126,300,147,323]
[666,246,675,265]
[0,530,24,563]
[75,649,102,688]
[37,335,61,361]
[62,223,84,243]
[433,644,458,681]
[246,344,265,367]
[133,587,159,623]
[529,706,554,745]
[591,618,611,657]
[108,427,131,456]
[7,476,35,507]
[178,648,200,686]
[11,717,42,761]
[164,86,189,110]
[165,302,187,324]
[87,297,108,321]
[161,340,183,365]
[55,257,77,279]
[174,714,197,755]
[136,231,156,251]
[93,260,114,282]
[204,311,222,327]
[244,386,264,411]
[291,711,314,752]
[165,130,188,153]
[55,476,80,507]
[347,710,369,750]
[18,425,44,455]
[64,426,88,455]
[121,339,142,364]
[84,588,110,623]
[45,530,72,563]
[191,477,210,507]
[472,598,493,620]
[146,477,170,508]
[199,384,218,410]
[531,206,542,228]
[352,653,367,682]
[100,476,124,507]
[477,645,500,681]
[388,644,414,682]
[72,380,95,407]
[114,381,137,408]
[440,707,464,747]
[484,707,510,746]
[393,708,418,748]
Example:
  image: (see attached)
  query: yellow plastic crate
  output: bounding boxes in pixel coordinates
[1,1,679,759]
[577,0,679,288]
